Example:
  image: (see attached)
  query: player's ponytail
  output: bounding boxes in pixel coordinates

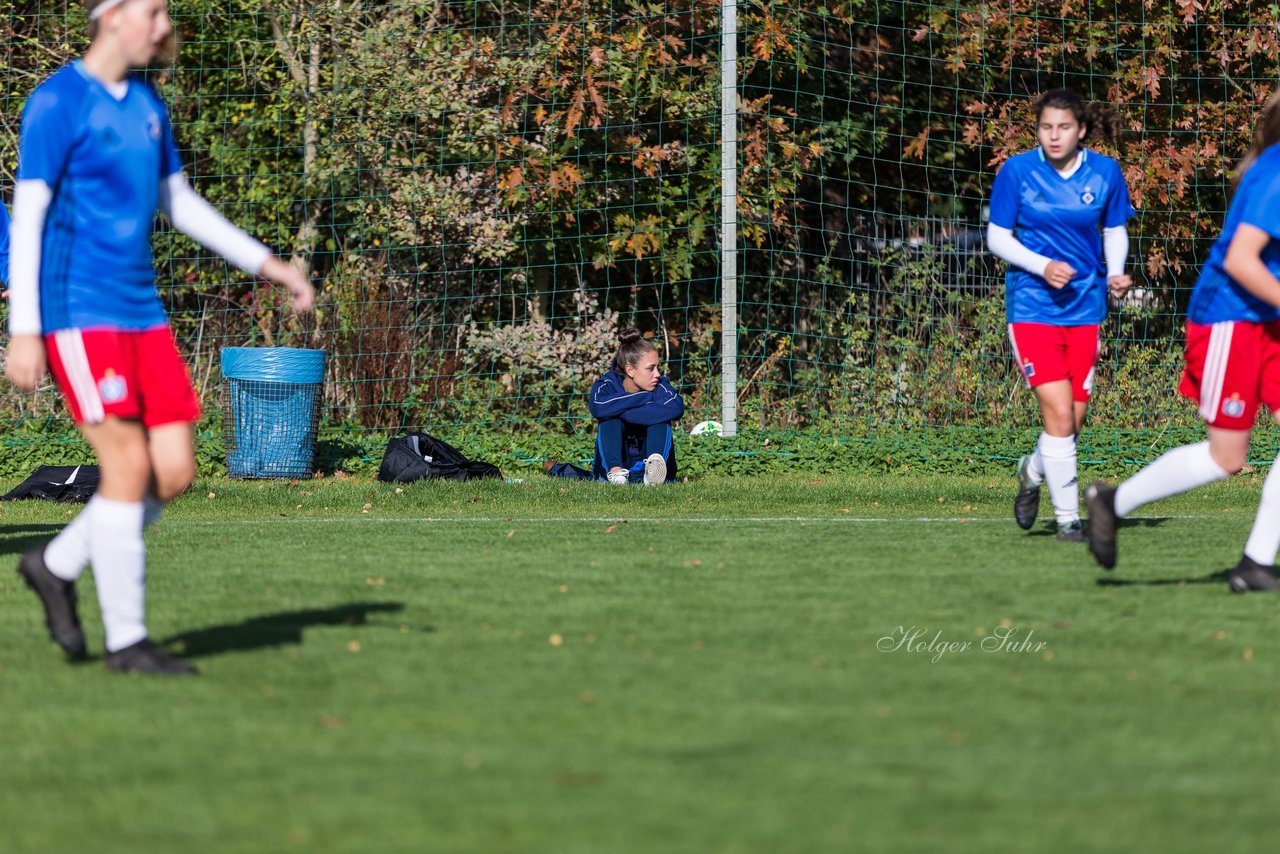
[614,328,657,375]
[1034,89,1124,148]
[1232,87,1280,189]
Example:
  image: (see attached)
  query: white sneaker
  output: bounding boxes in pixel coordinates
[642,453,667,486]
[607,469,628,485]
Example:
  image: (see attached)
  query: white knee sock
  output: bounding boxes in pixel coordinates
[1114,440,1230,518]
[44,494,164,582]
[89,498,148,653]
[1244,456,1280,566]
[1038,432,1079,524]
[1024,448,1045,486]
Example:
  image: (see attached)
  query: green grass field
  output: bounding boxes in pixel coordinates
[1,472,1277,853]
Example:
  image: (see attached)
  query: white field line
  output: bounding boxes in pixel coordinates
[179,514,1223,526]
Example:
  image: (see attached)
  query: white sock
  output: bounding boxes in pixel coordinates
[1038,432,1079,524]
[1025,449,1045,486]
[1244,456,1280,565]
[1114,440,1230,518]
[89,497,148,653]
[43,494,164,582]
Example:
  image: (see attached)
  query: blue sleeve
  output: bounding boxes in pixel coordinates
[588,374,651,420]
[16,85,78,186]
[0,203,9,286]
[157,97,183,178]
[1238,166,1280,241]
[988,157,1021,230]
[1103,161,1136,228]
[620,376,685,426]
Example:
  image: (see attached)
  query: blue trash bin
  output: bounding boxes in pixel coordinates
[221,347,326,479]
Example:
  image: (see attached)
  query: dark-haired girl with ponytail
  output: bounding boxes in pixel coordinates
[987,88,1136,542]
[587,329,684,484]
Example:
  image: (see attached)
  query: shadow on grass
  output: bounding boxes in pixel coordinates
[1096,569,1231,588]
[1024,516,1171,539]
[314,437,374,476]
[163,601,413,659]
[0,524,66,558]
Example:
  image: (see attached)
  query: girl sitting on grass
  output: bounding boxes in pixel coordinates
[588,328,683,485]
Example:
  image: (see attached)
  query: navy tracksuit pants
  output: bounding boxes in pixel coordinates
[592,419,676,483]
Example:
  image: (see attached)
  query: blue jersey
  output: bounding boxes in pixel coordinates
[17,60,183,332]
[990,147,1135,325]
[0,202,10,286]
[1188,143,1280,324]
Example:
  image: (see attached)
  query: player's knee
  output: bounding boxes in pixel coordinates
[1043,409,1075,436]
[153,458,196,501]
[1211,447,1247,475]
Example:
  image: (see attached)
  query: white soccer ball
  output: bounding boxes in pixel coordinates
[690,420,723,436]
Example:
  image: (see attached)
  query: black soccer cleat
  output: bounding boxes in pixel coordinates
[104,638,199,676]
[1227,555,1280,593]
[1084,481,1118,570]
[17,546,87,661]
[1013,454,1041,530]
[1055,520,1086,543]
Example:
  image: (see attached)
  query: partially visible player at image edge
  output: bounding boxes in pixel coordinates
[4,0,315,674]
[1086,87,1280,592]
[986,88,1136,542]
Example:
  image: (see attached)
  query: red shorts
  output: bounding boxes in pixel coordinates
[1007,323,1100,402]
[44,327,201,428]
[1179,320,1280,430]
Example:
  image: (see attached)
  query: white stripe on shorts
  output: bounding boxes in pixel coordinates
[54,329,105,423]
[1007,323,1029,387]
[1199,321,1233,422]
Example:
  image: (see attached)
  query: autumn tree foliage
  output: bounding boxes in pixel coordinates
[3,1,1274,433]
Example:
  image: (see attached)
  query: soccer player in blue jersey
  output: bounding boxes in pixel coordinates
[1086,91,1280,591]
[4,0,315,673]
[986,89,1136,542]
[588,329,684,485]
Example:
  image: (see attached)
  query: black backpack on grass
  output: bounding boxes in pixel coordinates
[2,465,100,503]
[377,432,502,483]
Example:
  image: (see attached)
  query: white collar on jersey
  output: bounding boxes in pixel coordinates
[89,0,127,20]
[1038,147,1086,179]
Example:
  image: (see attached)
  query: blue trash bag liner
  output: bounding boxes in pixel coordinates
[221,347,325,383]
[221,348,325,479]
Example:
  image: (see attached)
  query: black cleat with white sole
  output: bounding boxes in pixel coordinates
[104,638,199,676]
[1228,555,1280,593]
[17,546,87,661]
[1013,455,1040,530]
[1084,481,1118,569]
[1056,520,1086,543]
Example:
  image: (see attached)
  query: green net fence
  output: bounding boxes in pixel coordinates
[1,1,1277,472]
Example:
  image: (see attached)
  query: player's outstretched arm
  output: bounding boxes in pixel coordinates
[159,173,314,313]
[1223,223,1280,309]
[258,256,315,313]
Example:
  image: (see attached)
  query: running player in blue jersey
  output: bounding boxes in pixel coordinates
[4,0,315,673]
[986,89,1136,542]
[1086,90,1280,591]
[588,329,683,485]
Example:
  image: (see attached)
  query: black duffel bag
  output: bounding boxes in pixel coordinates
[377,432,503,483]
[2,464,100,503]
